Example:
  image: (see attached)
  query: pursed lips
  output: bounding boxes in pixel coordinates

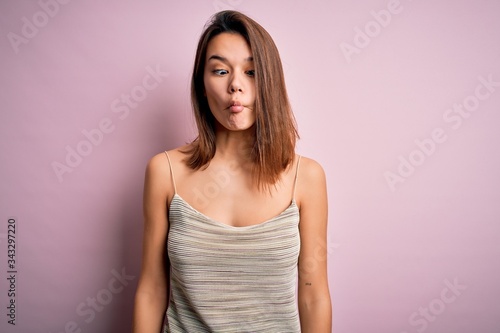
[228,100,244,112]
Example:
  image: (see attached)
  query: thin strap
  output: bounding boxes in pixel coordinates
[164,151,177,194]
[292,155,301,201]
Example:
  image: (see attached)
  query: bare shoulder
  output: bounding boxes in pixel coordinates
[145,152,168,180]
[144,145,190,200]
[296,156,327,207]
[147,145,190,172]
[165,144,191,162]
[298,156,326,184]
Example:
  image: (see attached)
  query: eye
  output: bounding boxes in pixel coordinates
[212,69,228,76]
[246,70,255,77]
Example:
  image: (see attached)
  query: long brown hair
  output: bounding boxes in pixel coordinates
[184,10,299,189]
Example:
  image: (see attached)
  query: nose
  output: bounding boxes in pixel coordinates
[230,85,243,93]
[228,73,244,94]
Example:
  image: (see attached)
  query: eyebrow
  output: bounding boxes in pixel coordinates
[207,55,253,63]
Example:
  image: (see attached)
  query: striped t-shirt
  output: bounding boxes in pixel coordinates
[164,152,301,332]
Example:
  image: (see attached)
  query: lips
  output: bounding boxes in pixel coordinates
[228,101,244,113]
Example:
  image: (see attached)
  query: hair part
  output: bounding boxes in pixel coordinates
[184,10,299,190]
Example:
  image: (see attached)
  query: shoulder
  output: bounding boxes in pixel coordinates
[146,145,190,173]
[295,155,327,208]
[297,155,326,184]
[144,145,191,199]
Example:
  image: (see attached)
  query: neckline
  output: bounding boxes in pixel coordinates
[171,193,298,230]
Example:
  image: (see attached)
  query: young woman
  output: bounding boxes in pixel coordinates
[133,10,332,333]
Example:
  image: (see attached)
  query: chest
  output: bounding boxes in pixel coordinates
[167,195,301,274]
[174,165,296,227]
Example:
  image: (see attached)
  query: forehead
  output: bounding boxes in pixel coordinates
[206,32,252,62]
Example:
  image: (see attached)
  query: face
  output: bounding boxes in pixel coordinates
[203,32,256,132]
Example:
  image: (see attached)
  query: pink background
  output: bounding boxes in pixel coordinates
[1,0,500,332]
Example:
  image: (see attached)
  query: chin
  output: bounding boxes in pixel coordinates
[227,126,251,132]
[234,121,256,129]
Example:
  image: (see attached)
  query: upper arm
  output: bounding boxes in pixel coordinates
[296,158,331,302]
[136,152,172,296]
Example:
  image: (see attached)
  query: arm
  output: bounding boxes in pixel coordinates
[132,153,171,333]
[297,158,332,332]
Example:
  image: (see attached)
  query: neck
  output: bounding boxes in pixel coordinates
[214,127,255,163]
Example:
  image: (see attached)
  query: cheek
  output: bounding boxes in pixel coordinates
[204,76,222,96]
[203,82,221,110]
[203,78,213,100]
[204,85,217,104]
[248,84,256,102]
[203,72,217,93]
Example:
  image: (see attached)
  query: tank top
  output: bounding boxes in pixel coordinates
[163,151,302,333]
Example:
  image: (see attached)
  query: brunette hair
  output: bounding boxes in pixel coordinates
[185,10,298,188]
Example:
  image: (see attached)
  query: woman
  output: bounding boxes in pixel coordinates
[133,10,332,332]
